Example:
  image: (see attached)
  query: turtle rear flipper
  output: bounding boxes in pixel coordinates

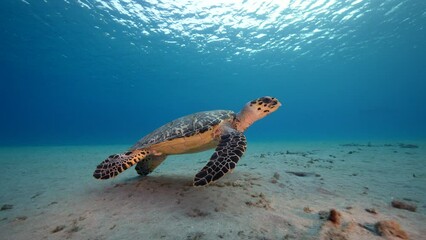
[193,129,247,186]
[135,155,167,176]
[93,149,150,179]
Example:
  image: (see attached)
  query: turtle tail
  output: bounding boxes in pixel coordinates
[93,149,150,179]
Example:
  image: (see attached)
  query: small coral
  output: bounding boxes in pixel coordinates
[375,220,409,240]
[328,209,342,226]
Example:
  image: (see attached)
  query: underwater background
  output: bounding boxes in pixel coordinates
[1,0,425,145]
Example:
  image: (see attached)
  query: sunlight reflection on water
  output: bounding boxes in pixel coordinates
[31,0,424,64]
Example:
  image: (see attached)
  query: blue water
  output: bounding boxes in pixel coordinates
[1,0,425,145]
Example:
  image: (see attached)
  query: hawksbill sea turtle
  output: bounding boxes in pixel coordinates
[93,96,281,186]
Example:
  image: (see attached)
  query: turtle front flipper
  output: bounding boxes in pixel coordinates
[135,154,167,176]
[93,149,150,179]
[193,130,247,186]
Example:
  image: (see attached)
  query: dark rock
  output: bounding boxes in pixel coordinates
[365,208,378,214]
[273,172,280,180]
[286,151,308,157]
[399,143,419,149]
[284,234,297,239]
[359,223,377,234]
[31,192,43,199]
[402,198,418,202]
[187,232,205,240]
[0,204,13,211]
[187,208,210,217]
[391,200,417,212]
[15,216,27,221]
[67,226,81,233]
[318,211,329,220]
[286,171,315,177]
[51,225,66,233]
[340,143,363,147]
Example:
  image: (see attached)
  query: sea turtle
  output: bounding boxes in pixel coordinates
[93,96,281,186]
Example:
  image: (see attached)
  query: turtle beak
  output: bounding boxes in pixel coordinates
[270,98,281,112]
[277,100,282,107]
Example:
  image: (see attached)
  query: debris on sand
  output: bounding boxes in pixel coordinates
[303,207,313,213]
[245,193,273,210]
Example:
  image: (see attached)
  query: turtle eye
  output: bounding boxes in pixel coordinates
[261,97,272,103]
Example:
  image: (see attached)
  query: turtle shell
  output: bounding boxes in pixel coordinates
[130,110,235,150]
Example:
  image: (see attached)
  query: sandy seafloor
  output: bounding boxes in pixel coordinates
[0,141,425,240]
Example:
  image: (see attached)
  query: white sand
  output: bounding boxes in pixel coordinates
[0,141,425,240]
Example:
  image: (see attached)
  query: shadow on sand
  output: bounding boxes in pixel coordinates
[88,173,241,213]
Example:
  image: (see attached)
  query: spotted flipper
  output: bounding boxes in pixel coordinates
[93,149,150,179]
[135,155,167,176]
[193,130,247,186]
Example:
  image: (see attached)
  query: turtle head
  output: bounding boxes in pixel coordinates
[235,96,281,132]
